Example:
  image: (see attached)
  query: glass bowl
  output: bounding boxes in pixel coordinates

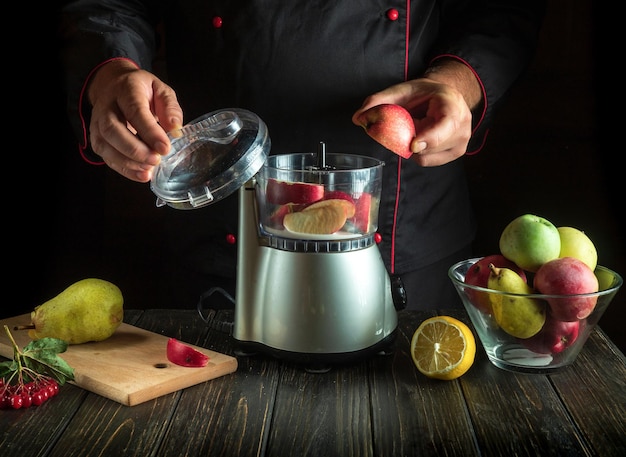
[449,258,623,374]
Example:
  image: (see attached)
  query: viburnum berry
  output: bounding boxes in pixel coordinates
[9,393,23,409]
[31,390,46,406]
[21,391,32,408]
[0,325,74,410]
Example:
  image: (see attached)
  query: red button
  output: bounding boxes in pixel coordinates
[212,16,223,28]
[374,233,383,244]
[386,9,399,21]
[226,233,236,244]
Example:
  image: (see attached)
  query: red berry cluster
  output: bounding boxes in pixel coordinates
[0,377,59,409]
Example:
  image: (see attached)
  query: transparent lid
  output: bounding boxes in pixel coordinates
[150,108,270,209]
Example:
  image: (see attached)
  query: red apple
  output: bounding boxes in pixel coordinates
[304,198,356,218]
[268,203,303,229]
[166,338,210,367]
[464,254,527,314]
[323,190,355,205]
[265,179,324,205]
[520,314,580,354]
[356,104,415,159]
[534,257,599,321]
[349,192,373,233]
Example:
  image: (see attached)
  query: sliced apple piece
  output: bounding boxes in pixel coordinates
[350,192,372,233]
[268,203,303,229]
[283,200,348,234]
[323,190,355,206]
[166,338,210,367]
[265,179,325,205]
[304,198,355,218]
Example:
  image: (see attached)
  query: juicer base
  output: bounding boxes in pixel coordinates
[233,330,397,372]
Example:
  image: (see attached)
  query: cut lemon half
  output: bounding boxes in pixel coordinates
[410,316,476,381]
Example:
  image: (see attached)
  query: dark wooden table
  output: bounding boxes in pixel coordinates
[2,308,625,457]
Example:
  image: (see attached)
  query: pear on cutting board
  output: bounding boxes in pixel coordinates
[18,278,124,344]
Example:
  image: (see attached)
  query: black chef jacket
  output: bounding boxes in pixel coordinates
[59,0,546,284]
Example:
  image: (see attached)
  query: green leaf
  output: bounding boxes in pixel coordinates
[2,326,75,386]
[24,337,70,354]
[19,338,75,385]
[0,360,18,378]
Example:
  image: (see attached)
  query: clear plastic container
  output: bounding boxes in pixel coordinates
[150,108,270,209]
[255,152,383,241]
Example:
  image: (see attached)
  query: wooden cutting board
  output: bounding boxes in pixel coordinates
[0,314,238,406]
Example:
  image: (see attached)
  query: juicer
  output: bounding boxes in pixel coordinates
[150,108,398,368]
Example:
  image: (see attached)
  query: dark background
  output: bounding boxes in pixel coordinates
[8,1,624,352]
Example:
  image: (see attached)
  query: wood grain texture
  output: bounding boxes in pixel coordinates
[0,312,237,406]
[2,309,625,457]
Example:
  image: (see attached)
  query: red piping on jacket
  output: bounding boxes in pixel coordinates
[389,9,490,273]
[76,57,140,165]
[389,1,412,274]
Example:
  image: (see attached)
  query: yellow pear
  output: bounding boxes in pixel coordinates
[487,265,546,339]
[26,278,124,344]
[557,226,598,271]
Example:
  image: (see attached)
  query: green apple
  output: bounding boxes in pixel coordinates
[557,226,598,271]
[499,214,561,272]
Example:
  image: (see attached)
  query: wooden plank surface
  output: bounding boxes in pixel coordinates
[2,309,625,457]
[0,313,238,406]
[157,309,282,457]
[369,310,481,456]
[548,329,626,456]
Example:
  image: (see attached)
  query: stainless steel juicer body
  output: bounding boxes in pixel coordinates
[233,154,397,366]
[150,109,397,367]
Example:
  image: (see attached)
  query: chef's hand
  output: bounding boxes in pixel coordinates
[87,59,184,182]
[352,59,483,167]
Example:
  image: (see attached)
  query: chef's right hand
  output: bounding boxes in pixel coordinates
[87,59,184,183]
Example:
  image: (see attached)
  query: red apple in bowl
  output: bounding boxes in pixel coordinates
[534,257,599,321]
[464,255,527,314]
[356,104,415,159]
[520,314,580,354]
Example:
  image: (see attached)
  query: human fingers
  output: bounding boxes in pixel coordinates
[89,105,163,182]
[88,68,183,182]
[409,90,472,166]
[113,73,182,156]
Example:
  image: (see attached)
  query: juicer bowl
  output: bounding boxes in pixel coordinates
[255,153,383,240]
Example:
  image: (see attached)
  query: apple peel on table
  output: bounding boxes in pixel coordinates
[166,338,210,367]
[283,199,355,234]
[265,179,325,205]
[356,103,415,159]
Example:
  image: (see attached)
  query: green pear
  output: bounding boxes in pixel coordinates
[487,265,546,339]
[25,278,124,344]
[499,214,560,272]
